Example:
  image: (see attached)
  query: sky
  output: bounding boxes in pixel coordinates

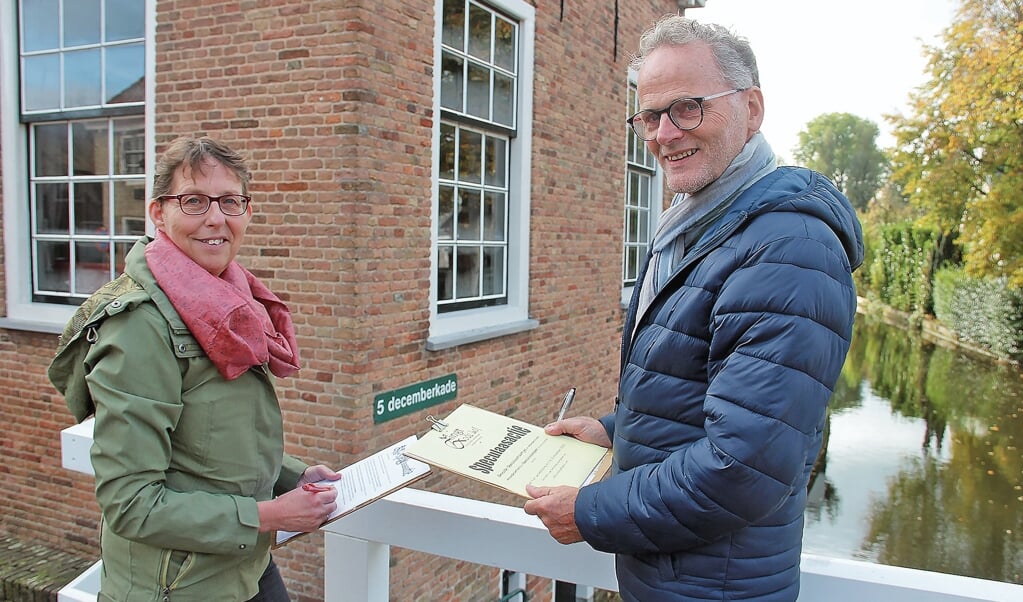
[688,0,959,159]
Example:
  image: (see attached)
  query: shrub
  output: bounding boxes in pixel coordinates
[932,266,1023,359]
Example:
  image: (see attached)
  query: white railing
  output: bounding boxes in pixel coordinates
[59,422,1023,602]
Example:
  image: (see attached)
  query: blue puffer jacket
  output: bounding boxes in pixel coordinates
[575,167,863,601]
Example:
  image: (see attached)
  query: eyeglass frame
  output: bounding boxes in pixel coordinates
[156,193,252,216]
[626,88,748,141]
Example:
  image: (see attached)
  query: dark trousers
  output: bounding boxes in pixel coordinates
[246,558,291,602]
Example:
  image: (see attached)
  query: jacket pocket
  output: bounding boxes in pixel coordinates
[159,548,195,599]
[169,327,203,359]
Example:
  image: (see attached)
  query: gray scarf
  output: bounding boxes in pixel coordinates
[636,132,777,322]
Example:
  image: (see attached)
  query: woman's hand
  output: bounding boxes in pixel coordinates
[258,465,342,533]
[258,483,338,533]
[297,464,341,488]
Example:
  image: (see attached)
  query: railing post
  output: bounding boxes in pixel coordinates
[324,532,389,602]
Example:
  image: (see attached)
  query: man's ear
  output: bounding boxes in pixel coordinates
[745,86,765,135]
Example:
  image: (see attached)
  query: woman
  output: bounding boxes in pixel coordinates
[49,137,339,601]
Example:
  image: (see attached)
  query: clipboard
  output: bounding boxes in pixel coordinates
[402,404,611,498]
[273,435,431,547]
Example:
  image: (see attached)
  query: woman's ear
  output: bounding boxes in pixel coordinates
[147,199,164,230]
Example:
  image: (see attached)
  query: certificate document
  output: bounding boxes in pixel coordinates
[274,435,431,547]
[402,404,611,498]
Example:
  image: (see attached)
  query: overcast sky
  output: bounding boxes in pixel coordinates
[686,0,958,159]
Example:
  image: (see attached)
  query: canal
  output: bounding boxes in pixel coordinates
[802,314,1023,584]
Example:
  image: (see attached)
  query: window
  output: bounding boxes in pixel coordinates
[429,0,536,349]
[622,75,661,305]
[7,0,147,315]
[30,117,146,303]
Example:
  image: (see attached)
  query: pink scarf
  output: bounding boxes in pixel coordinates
[145,232,300,380]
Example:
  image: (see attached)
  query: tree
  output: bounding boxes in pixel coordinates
[888,0,1023,286]
[793,112,888,211]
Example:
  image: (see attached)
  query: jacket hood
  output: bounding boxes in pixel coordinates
[48,238,153,422]
[725,166,864,271]
[48,271,148,422]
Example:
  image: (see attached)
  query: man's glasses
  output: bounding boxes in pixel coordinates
[627,88,746,141]
[157,194,251,216]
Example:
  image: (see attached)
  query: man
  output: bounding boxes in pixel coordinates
[524,15,863,601]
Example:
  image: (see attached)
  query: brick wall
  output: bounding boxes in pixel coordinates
[0,1,678,600]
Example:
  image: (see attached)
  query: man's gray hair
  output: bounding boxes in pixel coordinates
[630,15,759,89]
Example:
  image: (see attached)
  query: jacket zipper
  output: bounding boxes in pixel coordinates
[619,210,751,378]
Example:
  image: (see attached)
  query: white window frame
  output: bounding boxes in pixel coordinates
[427,0,536,351]
[0,0,155,332]
[622,68,662,307]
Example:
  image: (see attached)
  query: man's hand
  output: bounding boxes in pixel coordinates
[543,416,612,448]
[523,485,584,544]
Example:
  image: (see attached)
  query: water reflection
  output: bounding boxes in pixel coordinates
[803,315,1023,584]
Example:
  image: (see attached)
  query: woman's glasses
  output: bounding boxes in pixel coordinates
[157,194,251,216]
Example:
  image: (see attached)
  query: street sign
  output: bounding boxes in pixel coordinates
[373,373,458,424]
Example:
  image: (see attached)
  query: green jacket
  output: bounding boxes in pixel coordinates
[49,237,307,601]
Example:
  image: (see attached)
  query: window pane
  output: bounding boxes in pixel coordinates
[64,0,102,47]
[35,182,69,234]
[439,123,456,180]
[36,240,70,293]
[627,129,640,164]
[466,62,490,119]
[467,5,491,62]
[455,247,480,298]
[73,120,110,176]
[484,136,506,187]
[483,192,505,242]
[106,0,145,41]
[33,123,68,177]
[626,209,639,243]
[65,49,103,107]
[441,0,464,49]
[457,129,482,183]
[494,17,515,71]
[106,42,144,103]
[440,52,464,112]
[625,246,639,282]
[482,246,504,296]
[438,185,455,240]
[23,54,60,112]
[113,117,145,174]
[21,0,59,52]
[75,240,111,294]
[113,181,146,235]
[437,247,454,301]
[493,72,513,126]
[114,241,132,274]
[456,189,481,241]
[626,172,639,207]
[73,182,107,234]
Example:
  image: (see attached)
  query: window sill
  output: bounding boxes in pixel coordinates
[426,318,539,351]
[0,317,65,335]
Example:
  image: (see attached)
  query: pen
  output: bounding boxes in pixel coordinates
[302,483,332,493]
[555,387,576,422]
